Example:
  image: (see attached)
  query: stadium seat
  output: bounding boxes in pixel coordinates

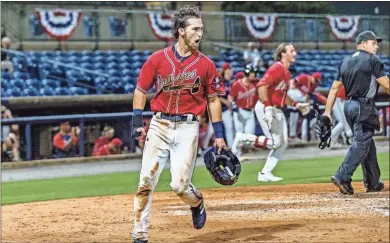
[6,87,23,97]
[119,55,131,63]
[121,69,132,77]
[108,69,121,77]
[124,83,136,93]
[12,71,30,80]
[1,71,12,80]
[23,87,40,96]
[10,78,26,89]
[107,62,119,70]
[107,55,119,63]
[94,62,106,70]
[40,87,56,96]
[55,87,71,96]
[1,80,9,90]
[42,79,60,89]
[119,62,131,70]
[94,56,106,63]
[25,79,40,89]
[69,87,88,95]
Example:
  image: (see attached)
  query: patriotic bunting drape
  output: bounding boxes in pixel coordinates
[36,9,82,40]
[147,13,174,41]
[244,14,278,41]
[327,15,360,41]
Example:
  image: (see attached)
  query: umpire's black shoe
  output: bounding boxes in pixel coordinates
[331,176,354,195]
[366,180,385,192]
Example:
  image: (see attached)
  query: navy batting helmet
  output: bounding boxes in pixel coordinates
[203,147,241,186]
[244,64,258,77]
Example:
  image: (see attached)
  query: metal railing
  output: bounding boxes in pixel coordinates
[2,4,389,43]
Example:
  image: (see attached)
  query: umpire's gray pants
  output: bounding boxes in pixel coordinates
[335,100,380,188]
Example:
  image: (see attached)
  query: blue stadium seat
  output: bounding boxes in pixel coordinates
[130,62,143,69]
[94,56,106,63]
[94,77,107,85]
[80,56,92,63]
[119,62,131,70]
[69,56,81,64]
[55,87,71,96]
[108,77,121,84]
[94,62,106,70]
[107,55,119,63]
[1,88,6,97]
[124,83,136,93]
[69,87,88,95]
[25,79,40,89]
[122,76,132,85]
[1,80,9,89]
[108,69,121,77]
[12,71,30,80]
[143,50,152,56]
[130,50,141,56]
[6,87,23,97]
[10,78,25,89]
[107,62,119,70]
[119,55,131,63]
[131,55,142,62]
[42,79,60,89]
[23,87,40,96]
[2,71,11,80]
[40,87,56,96]
[121,69,132,77]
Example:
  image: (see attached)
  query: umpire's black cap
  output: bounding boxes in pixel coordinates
[356,31,383,45]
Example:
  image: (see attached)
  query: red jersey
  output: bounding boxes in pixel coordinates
[92,136,110,155]
[53,133,77,150]
[257,62,291,107]
[337,85,347,100]
[295,73,318,94]
[136,45,225,116]
[95,144,110,156]
[229,79,258,109]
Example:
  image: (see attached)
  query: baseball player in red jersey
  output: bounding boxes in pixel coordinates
[232,43,310,181]
[228,65,259,136]
[330,84,353,148]
[131,6,227,243]
[288,72,324,141]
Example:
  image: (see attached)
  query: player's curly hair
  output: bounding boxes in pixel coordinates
[171,5,202,40]
[274,43,293,61]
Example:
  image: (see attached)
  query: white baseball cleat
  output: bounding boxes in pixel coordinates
[258,172,283,182]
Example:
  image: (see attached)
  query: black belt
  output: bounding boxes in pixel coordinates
[155,112,198,122]
[241,108,252,111]
[348,96,374,103]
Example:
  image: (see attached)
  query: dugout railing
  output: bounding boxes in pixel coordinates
[1,103,389,161]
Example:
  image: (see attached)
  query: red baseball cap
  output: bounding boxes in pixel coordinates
[111,138,123,148]
[234,72,245,80]
[312,72,322,81]
[221,62,232,71]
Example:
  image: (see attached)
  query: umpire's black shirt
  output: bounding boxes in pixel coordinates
[336,50,386,99]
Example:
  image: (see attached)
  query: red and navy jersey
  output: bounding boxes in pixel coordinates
[136,45,225,116]
[257,61,291,107]
[336,85,347,100]
[229,79,258,109]
[295,73,318,94]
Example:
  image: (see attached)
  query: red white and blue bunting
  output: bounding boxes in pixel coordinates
[327,15,360,41]
[36,9,82,40]
[147,13,174,41]
[244,14,278,41]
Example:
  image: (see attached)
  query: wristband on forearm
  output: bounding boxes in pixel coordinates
[212,121,224,139]
[133,109,143,127]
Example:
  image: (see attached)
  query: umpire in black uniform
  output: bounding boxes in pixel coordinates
[323,31,389,195]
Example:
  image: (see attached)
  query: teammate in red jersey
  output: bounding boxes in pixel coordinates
[232,43,310,182]
[131,6,227,243]
[229,65,259,136]
[288,72,325,141]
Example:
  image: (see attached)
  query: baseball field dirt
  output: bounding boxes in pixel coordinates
[2,181,389,243]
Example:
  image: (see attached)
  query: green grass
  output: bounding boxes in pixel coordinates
[2,152,389,205]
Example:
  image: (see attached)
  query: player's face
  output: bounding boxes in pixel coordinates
[248,72,256,81]
[181,17,204,51]
[284,45,296,64]
[224,69,233,81]
[363,40,379,54]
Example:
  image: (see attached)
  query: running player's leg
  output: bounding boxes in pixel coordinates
[132,117,170,241]
[259,109,288,181]
[289,109,299,139]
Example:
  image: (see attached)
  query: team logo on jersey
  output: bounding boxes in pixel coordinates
[213,76,222,89]
[237,88,256,99]
[275,81,288,91]
[162,77,201,94]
